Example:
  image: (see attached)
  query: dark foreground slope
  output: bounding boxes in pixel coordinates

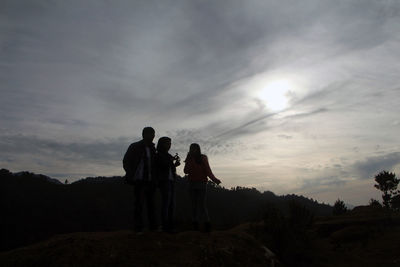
[310,206,400,267]
[251,205,400,267]
[0,226,278,267]
[1,209,399,267]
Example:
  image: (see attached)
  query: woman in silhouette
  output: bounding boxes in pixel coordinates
[155,137,180,232]
[184,143,221,232]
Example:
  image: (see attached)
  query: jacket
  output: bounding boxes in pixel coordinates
[123,140,156,181]
[184,155,217,183]
[155,152,177,181]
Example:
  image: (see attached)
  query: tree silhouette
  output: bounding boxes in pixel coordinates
[374,171,400,209]
[332,199,347,215]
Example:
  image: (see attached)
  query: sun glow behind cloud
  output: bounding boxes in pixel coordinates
[242,72,302,113]
[259,79,292,111]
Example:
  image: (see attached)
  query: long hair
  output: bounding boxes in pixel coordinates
[186,143,203,164]
[156,137,171,153]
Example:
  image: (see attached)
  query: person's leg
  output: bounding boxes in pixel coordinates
[159,180,169,231]
[199,183,211,232]
[199,185,210,223]
[189,184,199,230]
[168,181,176,230]
[145,182,157,230]
[133,182,144,232]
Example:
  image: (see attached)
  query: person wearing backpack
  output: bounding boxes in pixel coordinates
[154,137,181,233]
[123,127,157,233]
[184,143,221,232]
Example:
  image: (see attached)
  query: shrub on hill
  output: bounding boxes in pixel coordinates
[332,199,347,216]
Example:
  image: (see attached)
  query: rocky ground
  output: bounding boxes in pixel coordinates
[0,226,278,267]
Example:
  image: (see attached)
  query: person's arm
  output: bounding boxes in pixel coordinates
[184,160,190,174]
[203,156,221,184]
[123,143,136,175]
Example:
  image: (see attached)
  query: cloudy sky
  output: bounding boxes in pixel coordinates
[1,0,400,205]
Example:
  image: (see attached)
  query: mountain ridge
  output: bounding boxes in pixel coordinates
[1,168,332,252]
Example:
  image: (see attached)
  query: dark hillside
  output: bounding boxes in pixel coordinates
[1,169,332,251]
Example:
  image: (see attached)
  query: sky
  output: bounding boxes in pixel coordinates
[1,0,400,206]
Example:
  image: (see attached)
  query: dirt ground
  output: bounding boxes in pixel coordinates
[0,227,276,267]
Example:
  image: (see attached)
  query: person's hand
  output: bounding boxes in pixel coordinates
[173,153,181,167]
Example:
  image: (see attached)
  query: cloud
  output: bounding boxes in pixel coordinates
[2,0,399,131]
[0,129,240,172]
[164,129,243,157]
[0,134,131,164]
[351,152,400,180]
[1,0,400,204]
[213,106,329,140]
[300,175,347,194]
[277,134,293,140]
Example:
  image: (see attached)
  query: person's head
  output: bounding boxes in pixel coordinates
[189,143,201,155]
[187,143,202,164]
[157,137,171,153]
[142,127,155,144]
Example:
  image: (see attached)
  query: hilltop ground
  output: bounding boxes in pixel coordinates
[0,226,277,267]
[1,206,400,267]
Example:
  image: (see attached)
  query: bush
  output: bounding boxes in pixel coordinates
[332,199,347,215]
[369,198,382,208]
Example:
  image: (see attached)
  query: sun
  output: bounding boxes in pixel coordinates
[259,79,291,111]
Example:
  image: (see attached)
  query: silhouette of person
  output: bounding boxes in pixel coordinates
[123,127,157,233]
[155,137,181,232]
[184,143,221,232]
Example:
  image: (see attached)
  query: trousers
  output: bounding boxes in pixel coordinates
[133,181,156,231]
[189,181,209,223]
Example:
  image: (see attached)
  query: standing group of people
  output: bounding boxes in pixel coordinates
[123,127,221,234]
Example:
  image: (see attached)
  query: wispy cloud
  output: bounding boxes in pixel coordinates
[0,134,130,164]
[351,152,400,180]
